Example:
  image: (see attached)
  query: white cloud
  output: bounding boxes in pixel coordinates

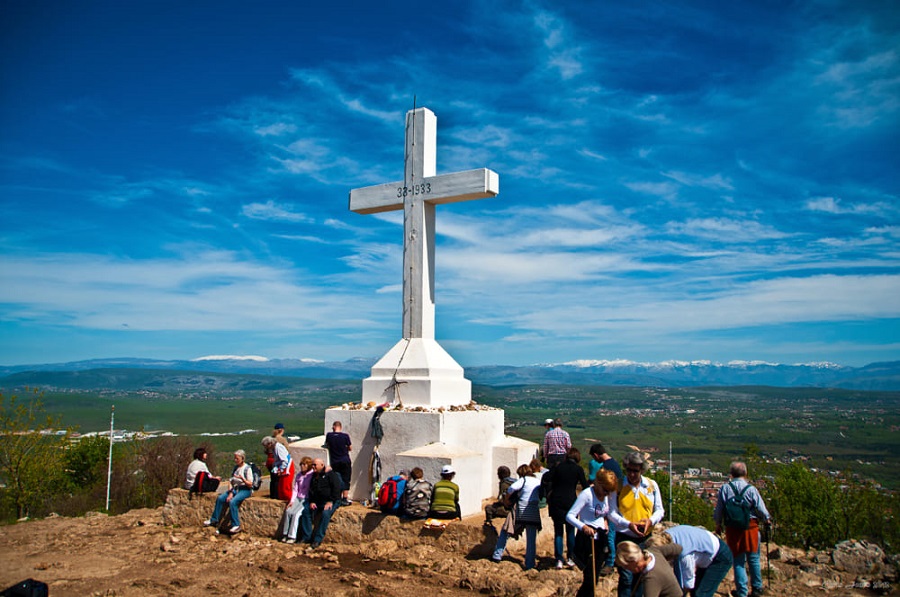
[805,196,893,216]
[533,8,584,80]
[241,200,312,223]
[254,122,297,137]
[661,170,733,191]
[624,181,678,201]
[665,218,789,243]
[578,149,608,161]
[0,252,382,333]
[485,274,900,338]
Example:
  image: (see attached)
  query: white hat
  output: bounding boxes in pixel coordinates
[544,418,554,425]
[441,464,455,475]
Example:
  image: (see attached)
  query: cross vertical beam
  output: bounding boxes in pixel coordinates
[403,108,437,339]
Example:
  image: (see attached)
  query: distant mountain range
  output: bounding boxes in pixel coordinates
[1,356,899,391]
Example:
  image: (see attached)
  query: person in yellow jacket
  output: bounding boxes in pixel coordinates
[608,451,665,597]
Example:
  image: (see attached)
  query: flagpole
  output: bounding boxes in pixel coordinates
[105,405,114,511]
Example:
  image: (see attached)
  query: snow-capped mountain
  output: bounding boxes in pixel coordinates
[0,356,897,390]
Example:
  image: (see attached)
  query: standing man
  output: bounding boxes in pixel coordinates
[608,451,665,597]
[542,447,588,569]
[714,462,771,597]
[543,418,572,468]
[589,442,624,572]
[325,420,352,506]
[273,422,289,447]
[299,458,342,549]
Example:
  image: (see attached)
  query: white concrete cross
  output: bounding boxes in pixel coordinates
[349,107,499,340]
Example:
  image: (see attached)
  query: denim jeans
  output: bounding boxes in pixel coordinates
[606,528,616,567]
[210,487,252,528]
[553,516,576,562]
[493,524,538,570]
[695,537,734,597]
[732,539,763,597]
[300,501,339,544]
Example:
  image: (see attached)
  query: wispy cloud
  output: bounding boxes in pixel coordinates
[241,200,312,223]
[805,196,894,216]
[532,8,584,80]
[665,217,790,243]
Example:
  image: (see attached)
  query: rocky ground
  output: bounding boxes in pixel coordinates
[0,506,896,596]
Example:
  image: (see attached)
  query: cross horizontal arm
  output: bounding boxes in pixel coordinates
[349,168,500,215]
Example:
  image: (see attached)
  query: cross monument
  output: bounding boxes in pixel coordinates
[349,107,499,408]
[290,107,537,516]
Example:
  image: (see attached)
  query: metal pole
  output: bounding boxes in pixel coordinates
[668,441,673,522]
[105,405,114,511]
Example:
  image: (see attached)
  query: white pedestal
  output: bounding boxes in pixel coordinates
[361,338,471,409]
[289,406,537,517]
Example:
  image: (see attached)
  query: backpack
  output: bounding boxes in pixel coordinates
[377,476,406,512]
[248,462,263,491]
[402,479,433,519]
[723,481,752,529]
[189,470,220,496]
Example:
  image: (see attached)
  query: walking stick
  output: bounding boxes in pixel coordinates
[591,534,596,595]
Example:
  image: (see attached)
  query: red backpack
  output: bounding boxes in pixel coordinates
[377,477,400,511]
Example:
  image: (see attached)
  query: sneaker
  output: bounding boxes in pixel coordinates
[731,591,748,597]
[310,541,321,549]
[555,560,565,570]
[566,559,576,568]
[599,564,615,577]
[491,557,502,564]
[228,525,241,534]
[342,498,352,506]
[750,590,766,597]
[285,538,296,544]
[203,519,214,527]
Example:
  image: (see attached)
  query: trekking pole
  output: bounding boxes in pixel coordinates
[591,535,596,595]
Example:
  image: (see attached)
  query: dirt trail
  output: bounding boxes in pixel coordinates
[0,507,892,596]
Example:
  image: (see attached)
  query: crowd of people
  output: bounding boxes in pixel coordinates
[186,418,772,597]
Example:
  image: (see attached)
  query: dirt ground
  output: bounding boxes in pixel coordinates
[0,507,894,596]
[0,507,568,597]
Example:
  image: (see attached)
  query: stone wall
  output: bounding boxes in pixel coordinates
[163,487,554,559]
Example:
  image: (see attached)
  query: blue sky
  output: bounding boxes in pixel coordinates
[1,1,898,368]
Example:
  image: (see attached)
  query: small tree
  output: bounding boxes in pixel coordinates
[648,471,715,529]
[0,390,70,519]
[64,435,110,489]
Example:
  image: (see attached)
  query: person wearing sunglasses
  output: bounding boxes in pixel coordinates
[608,451,665,597]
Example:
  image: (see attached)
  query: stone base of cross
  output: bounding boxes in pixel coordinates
[350,107,499,409]
[362,338,471,409]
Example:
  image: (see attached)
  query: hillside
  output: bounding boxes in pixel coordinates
[0,505,895,596]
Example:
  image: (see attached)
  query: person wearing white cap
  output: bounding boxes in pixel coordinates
[427,464,460,519]
[543,418,572,468]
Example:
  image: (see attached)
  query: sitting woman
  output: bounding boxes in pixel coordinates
[203,449,255,534]
[616,540,683,597]
[566,469,618,597]
[262,436,294,500]
[491,463,542,570]
[427,465,461,520]
[281,456,314,543]
[185,447,220,493]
